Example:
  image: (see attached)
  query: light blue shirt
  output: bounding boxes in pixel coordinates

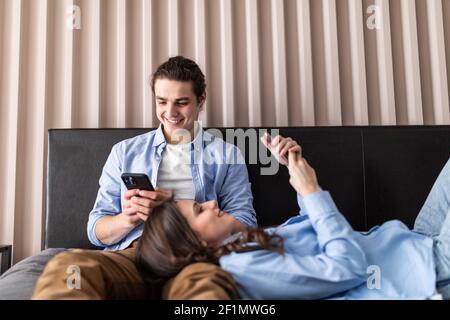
[219,191,437,299]
[87,125,257,250]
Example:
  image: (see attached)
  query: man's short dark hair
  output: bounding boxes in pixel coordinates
[151,56,206,102]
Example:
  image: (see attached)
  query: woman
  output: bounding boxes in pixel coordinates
[135,134,450,299]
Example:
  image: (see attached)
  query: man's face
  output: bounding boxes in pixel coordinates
[154,78,204,143]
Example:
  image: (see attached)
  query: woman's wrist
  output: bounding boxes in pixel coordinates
[300,185,322,197]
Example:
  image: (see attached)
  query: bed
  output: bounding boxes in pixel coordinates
[1,126,449,299]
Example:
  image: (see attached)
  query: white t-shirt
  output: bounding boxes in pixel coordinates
[157,142,195,200]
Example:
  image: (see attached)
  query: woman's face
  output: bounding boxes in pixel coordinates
[176,200,237,246]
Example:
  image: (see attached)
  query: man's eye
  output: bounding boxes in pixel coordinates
[158,101,166,105]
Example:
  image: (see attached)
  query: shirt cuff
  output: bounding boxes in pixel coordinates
[301,191,339,221]
[297,193,306,215]
[87,214,107,248]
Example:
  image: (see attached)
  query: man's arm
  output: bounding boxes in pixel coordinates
[94,216,129,246]
[87,143,130,247]
[88,143,173,247]
[94,189,173,246]
[88,143,147,247]
[93,191,142,246]
[218,145,257,227]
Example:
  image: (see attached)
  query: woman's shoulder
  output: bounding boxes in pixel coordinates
[359,220,409,236]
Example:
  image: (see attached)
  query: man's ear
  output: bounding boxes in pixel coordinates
[198,93,207,109]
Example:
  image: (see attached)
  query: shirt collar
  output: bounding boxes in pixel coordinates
[192,122,204,152]
[221,232,243,246]
[153,124,167,147]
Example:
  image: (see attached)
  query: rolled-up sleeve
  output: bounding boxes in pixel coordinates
[218,146,257,227]
[87,143,123,247]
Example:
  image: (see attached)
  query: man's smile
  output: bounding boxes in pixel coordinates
[165,117,183,124]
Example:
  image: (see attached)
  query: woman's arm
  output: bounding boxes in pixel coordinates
[221,189,369,299]
[261,132,321,197]
[284,146,369,295]
[223,136,367,299]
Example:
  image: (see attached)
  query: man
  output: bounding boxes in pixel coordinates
[33,56,256,299]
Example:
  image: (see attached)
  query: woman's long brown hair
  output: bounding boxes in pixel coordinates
[135,200,284,290]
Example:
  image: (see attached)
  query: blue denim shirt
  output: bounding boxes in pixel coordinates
[220,191,436,299]
[87,125,257,250]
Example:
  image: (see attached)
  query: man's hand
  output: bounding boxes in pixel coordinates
[287,151,321,197]
[260,133,301,166]
[95,188,172,246]
[122,188,172,222]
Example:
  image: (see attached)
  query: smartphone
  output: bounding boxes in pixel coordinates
[121,173,155,191]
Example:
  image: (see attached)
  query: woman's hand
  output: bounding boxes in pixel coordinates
[260,133,301,166]
[287,151,321,197]
[260,132,320,196]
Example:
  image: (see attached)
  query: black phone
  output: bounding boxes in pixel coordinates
[121,173,155,191]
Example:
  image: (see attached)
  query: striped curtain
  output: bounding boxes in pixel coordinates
[1,0,449,262]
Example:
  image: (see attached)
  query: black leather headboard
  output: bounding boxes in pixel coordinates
[45,126,450,249]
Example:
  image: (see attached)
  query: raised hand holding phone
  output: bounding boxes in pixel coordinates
[287,150,321,197]
[260,132,301,166]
